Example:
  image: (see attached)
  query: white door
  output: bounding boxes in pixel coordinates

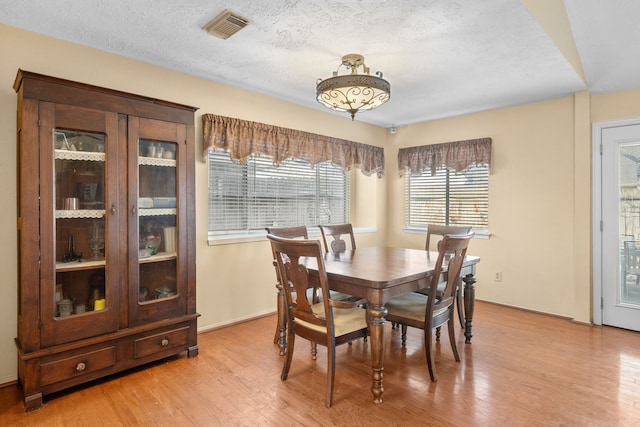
[600,123,640,331]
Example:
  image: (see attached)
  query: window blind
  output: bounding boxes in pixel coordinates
[209,151,349,233]
[406,164,488,228]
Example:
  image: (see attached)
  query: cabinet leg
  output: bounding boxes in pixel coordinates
[24,392,43,412]
[187,345,199,358]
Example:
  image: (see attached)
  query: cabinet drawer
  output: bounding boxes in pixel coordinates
[40,346,116,386]
[134,327,190,359]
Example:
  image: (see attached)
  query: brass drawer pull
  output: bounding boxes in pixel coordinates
[161,338,169,347]
[76,362,86,372]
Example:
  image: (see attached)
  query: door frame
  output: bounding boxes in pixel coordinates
[592,117,640,326]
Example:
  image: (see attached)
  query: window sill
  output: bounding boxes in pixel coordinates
[208,227,378,246]
[403,226,491,239]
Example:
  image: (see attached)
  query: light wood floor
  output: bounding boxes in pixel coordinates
[2,301,640,426]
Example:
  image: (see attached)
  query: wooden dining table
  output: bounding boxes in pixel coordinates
[304,246,480,404]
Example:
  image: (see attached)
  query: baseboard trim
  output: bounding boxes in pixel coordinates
[477,299,592,325]
[197,310,276,334]
[0,379,17,389]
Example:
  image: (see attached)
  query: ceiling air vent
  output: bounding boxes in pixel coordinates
[203,10,249,40]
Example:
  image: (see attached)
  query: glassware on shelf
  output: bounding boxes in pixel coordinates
[153,285,175,300]
[57,299,73,317]
[63,235,83,262]
[145,235,161,255]
[139,286,149,302]
[63,197,79,210]
[140,223,162,256]
[89,221,105,261]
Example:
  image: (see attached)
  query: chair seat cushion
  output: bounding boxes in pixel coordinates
[385,292,449,323]
[292,289,353,301]
[295,303,368,336]
[329,291,353,301]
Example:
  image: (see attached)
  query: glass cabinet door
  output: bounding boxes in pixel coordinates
[138,139,178,302]
[54,129,107,314]
[129,117,187,324]
[40,104,121,347]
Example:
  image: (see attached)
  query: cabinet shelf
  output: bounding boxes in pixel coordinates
[56,259,105,272]
[139,251,177,263]
[56,209,105,219]
[55,149,105,162]
[139,208,176,216]
[55,252,178,271]
[138,156,176,167]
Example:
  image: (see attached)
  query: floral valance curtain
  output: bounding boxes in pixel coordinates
[202,114,385,177]
[397,137,492,177]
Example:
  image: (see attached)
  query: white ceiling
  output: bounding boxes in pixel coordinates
[1,0,639,128]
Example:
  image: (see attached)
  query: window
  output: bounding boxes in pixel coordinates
[209,150,349,235]
[406,164,489,228]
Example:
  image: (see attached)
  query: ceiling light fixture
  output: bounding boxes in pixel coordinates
[316,54,390,121]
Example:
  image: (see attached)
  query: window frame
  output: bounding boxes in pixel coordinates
[404,163,490,238]
[207,150,350,242]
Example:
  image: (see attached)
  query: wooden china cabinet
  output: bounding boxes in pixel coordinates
[13,70,199,411]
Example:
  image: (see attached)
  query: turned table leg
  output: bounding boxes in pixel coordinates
[462,273,477,344]
[367,303,387,403]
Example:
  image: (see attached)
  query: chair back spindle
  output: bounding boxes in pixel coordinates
[319,223,356,253]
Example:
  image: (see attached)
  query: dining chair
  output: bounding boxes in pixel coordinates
[425,224,472,251]
[318,222,362,307]
[424,224,472,328]
[267,234,369,407]
[265,226,310,355]
[385,233,473,382]
[319,223,356,253]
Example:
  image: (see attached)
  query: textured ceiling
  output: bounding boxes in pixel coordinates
[1,0,639,128]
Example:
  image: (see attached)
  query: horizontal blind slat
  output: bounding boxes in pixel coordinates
[209,150,349,232]
[406,164,489,228]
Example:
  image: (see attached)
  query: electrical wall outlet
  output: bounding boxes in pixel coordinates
[494,272,503,282]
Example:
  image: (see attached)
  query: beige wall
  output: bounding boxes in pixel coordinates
[0,24,387,384]
[592,88,640,122]
[387,96,583,318]
[2,22,640,385]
